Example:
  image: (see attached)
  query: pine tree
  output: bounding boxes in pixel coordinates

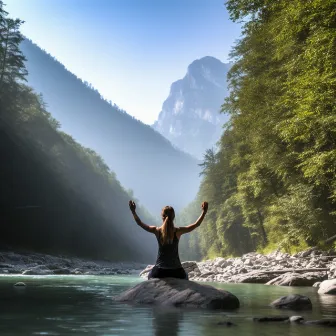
[0,1,27,95]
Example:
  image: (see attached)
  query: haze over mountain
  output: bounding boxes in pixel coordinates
[21,39,201,215]
[153,57,231,159]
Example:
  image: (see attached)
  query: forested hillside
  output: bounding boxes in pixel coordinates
[179,0,336,260]
[21,39,201,214]
[0,2,156,262]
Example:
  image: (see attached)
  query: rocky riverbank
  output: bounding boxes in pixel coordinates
[140,249,336,286]
[0,250,146,276]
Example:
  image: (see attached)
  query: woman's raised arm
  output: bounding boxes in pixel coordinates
[129,200,157,234]
[177,202,208,236]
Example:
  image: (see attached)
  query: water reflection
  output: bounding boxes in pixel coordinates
[0,275,336,336]
[317,293,336,317]
[152,308,182,336]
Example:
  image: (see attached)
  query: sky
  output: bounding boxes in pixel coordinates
[5,0,242,125]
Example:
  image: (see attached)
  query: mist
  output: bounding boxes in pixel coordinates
[20,39,202,216]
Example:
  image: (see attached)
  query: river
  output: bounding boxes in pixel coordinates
[0,275,335,335]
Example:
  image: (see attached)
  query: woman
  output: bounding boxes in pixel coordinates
[129,200,208,280]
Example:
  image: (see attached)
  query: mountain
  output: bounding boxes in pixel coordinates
[20,39,201,215]
[153,56,231,159]
[0,97,157,262]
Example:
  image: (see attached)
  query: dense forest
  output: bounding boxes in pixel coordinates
[21,39,201,214]
[180,0,336,260]
[0,2,157,262]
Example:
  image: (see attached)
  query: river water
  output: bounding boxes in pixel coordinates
[0,275,335,336]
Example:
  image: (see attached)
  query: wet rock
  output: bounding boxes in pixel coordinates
[0,263,13,268]
[114,278,240,310]
[22,265,54,275]
[303,319,336,327]
[53,268,71,275]
[318,279,336,295]
[232,272,276,284]
[13,282,26,287]
[271,294,312,310]
[139,265,154,278]
[253,316,289,322]
[217,321,236,327]
[266,272,327,286]
[313,282,322,288]
[289,316,304,323]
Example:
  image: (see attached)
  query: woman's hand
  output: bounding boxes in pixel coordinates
[129,200,136,213]
[201,201,208,213]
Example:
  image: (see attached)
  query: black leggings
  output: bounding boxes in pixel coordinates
[148,266,188,280]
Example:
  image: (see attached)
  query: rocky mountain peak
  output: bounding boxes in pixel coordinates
[153,56,231,159]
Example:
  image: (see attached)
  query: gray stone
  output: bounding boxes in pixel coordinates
[303,319,336,327]
[271,294,312,310]
[313,282,322,288]
[53,268,71,275]
[253,316,289,322]
[232,272,276,284]
[216,321,236,327]
[266,272,327,286]
[318,279,336,295]
[14,282,26,287]
[289,316,304,323]
[22,265,54,275]
[114,278,240,310]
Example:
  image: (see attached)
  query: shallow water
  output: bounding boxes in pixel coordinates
[0,275,335,336]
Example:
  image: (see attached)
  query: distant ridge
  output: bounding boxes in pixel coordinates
[21,39,201,214]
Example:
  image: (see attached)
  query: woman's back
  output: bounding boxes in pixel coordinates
[155,229,182,269]
[129,200,208,280]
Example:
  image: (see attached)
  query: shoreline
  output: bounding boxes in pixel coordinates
[0,250,147,276]
[141,249,336,287]
[1,248,335,288]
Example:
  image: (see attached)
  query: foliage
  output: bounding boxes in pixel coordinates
[179,0,336,260]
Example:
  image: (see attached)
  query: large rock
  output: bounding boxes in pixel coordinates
[22,265,54,275]
[139,265,154,278]
[318,279,336,295]
[265,272,327,286]
[271,294,312,310]
[303,319,336,327]
[182,261,200,274]
[114,278,240,310]
[231,272,277,284]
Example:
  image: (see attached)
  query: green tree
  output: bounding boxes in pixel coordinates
[0,1,27,94]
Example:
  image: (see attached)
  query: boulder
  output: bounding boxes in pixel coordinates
[289,316,304,323]
[22,265,54,275]
[13,282,26,287]
[114,278,240,310]
[270,294,312,310]
[312,282,322,288]
[139,265,154,278]
[216,321,236,327]
[318,279,336,295]
[182,261,200,274]
[303,319,336,327]
[265,272,327,286]
[232,272,277,284]
[253,316,289,322]
[53,268,71,275]
[214,258,227,268]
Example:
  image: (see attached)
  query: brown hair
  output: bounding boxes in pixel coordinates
[160,206,175,245]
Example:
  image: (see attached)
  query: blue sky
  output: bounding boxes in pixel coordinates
[5,0,241,124]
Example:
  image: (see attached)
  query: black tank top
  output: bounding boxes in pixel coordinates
[155,230,182,269]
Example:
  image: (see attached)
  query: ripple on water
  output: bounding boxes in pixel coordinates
[0,275,335,336]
